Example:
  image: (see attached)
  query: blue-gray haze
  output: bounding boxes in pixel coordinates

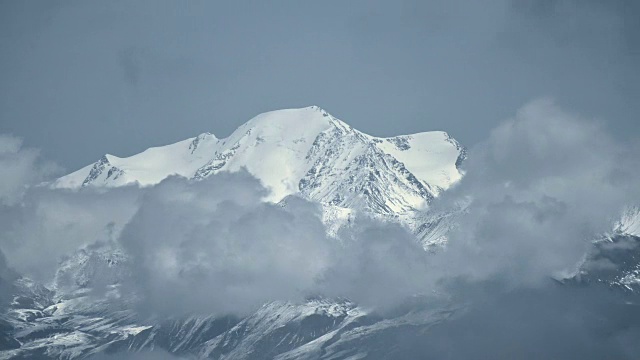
[1,3,640,356]
[1,0,638,171]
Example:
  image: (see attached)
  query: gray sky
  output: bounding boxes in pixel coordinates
[1,0,638,171]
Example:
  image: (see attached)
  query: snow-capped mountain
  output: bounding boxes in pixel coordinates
[54,106,465,216]
[0,106,471,359]
[6,106,638,359]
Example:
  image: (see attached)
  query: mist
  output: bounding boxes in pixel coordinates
[1,99,640,358]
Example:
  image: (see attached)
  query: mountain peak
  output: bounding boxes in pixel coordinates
[242,106,334,131]
[54,106,465,217]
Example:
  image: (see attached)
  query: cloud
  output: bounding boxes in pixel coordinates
[117,172,429,316]
[0,135,430,315]
[0,185,141,281]
[425,99,640,289]
[118,172,330,315]
[0,134,141,280]
[1,97,639,326]
[0,134,59,206]
[111,97,640,317]
[319,218,431,310]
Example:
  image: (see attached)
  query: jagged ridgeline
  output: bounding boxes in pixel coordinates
[54,106,466,245]
[2,106,468,359]
[6,107,638,359]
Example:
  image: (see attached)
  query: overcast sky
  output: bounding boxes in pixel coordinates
[1,0,638,171]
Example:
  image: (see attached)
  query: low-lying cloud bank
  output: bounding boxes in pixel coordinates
[118,172,434,315]
[0,134,61,206]
[1,100,640,353]
[0,135,432,315]
[430,98,640,287]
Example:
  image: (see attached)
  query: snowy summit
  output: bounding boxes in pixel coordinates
[54,106,466,217]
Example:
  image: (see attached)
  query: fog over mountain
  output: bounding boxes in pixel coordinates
[1,100,640,359]
[2,1,640,359]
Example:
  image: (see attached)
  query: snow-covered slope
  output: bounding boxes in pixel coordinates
[53,133,220,189]
[54,106,464,216]
[8,106,640,359]
[0,106,472,359]
[614,206,640,238]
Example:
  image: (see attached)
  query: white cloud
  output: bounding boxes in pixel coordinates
[118,172,429,315]
[1,98,639,320]
[433,98,640,286]
[0,134,59,205]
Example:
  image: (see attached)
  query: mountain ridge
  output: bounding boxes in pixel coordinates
[54,106,465,218]
[4,107,640,360]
